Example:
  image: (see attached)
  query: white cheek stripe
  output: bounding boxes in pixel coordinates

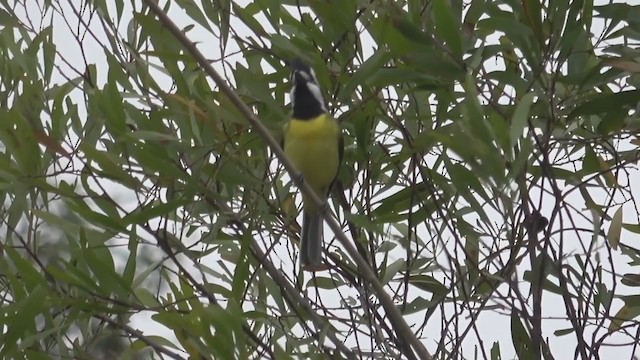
[306,82,327,112]
[309,68,319,83]
[290,70,327,113]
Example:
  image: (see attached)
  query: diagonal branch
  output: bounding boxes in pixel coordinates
[141,1,432,359]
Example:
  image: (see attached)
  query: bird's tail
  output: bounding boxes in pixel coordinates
[300,211,324,271]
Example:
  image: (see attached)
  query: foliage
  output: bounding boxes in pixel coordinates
[0,0,639,359]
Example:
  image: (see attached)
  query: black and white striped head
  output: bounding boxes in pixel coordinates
[290,58,327,119]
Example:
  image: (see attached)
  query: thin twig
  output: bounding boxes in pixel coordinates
[141,1,432,359]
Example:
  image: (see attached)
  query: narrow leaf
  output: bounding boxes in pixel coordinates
[607,206,623,250]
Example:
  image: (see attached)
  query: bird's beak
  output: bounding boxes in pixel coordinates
[292,70,306,85]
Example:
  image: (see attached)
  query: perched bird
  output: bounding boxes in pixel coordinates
[282,58,343,271]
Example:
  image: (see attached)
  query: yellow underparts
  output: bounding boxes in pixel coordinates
[283,114,340,211]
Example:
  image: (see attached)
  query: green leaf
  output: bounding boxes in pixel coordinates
[133,258,165,289]
[523,270,564,295]
[0,9,21,27]
[123,199,191,226]
[569,89,640,119]
[510,92,535,148]
[511,311,533,360]
[621,295,640,307]
[130,335,180,352]
[80,145,140,188]
[581,144,599,175]
[369,15,417,56]
[31,209,82,234]
[5,108,42,176]
[621,274,640,287]
[607,206,623,250]
[306,276,346,290]
[553,328,575,336]
[433,0,462,58]
[203,0,231,48]
[231,235,250,301]
[477,12,533,41]
[372,182,430,216]
[390,12,432,46]
[123,234,138,286]
[406,275,448,295]
[609,301,640,332]
[134,288,162,308]
[401,296,432,315]
[0,285,46,357]
[338,51,389,102]
[490,341,502,360]
[81,235,130,297]
[175,0,213,33]
[465,0,487,25]
[5,247,47,289]
[380,259,405,285]
[522,0,544,48]
[597,106,627,135]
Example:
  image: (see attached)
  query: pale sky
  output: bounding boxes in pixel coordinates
[15,0,640,359]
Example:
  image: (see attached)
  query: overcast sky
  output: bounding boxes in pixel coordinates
[16,0,640,358]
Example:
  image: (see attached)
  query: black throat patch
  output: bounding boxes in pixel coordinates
[292,81,325,120]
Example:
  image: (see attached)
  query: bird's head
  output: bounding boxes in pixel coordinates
[289,58,326,119]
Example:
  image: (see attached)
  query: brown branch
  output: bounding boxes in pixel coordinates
[140,1,432,359]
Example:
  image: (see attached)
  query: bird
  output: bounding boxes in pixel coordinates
[282,58,343,271]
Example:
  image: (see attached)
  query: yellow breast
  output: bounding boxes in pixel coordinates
[283,114,341,198]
